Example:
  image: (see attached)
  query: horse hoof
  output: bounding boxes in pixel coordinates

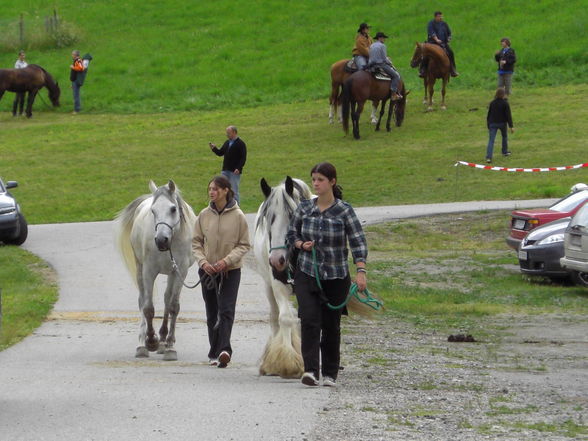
[427,107,433,112]
[157,342,166,354]
[135,346,149,358]
[146,337,159,352]
[441,105,447,110]
[163,349,177,361]
[371,119,378,125]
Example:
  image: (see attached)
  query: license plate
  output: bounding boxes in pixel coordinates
[514,219,526,230]
[518,250,528,260]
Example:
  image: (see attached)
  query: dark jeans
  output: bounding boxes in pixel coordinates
[486,123,508,159]
[12,92,25,116]
[199,268,241,359]
[72,82,82,112]
[294,271,350,380]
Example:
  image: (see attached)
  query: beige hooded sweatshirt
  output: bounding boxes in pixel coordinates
[192,200,250,270]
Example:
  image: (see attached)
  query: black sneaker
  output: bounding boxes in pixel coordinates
[218,351,230,368]
[301,372,319,387]
[503,151,512,157]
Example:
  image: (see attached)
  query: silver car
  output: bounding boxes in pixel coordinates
[560,204,588,286]
[0,178,28,245]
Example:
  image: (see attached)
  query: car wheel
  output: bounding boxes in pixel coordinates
[571,270,588,287]
[6,214,28,246]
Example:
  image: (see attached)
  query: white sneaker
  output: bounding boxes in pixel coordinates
[322,376,337,387]
[301,372,319,387]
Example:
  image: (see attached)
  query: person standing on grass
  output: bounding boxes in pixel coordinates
[12,50,28,117]
[486,87,514,163]
[352,22,372,70]
[208,126,247,204]
[69,50,91,114]
[287,162,368,388]
[192,176,251,368]
[495,38,516,97]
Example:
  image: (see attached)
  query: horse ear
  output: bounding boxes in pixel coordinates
[149,180,157,193]
[260,178,272,199]
[285,176,294,197]
[168,180,176,193]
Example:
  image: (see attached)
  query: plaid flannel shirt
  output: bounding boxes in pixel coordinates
[287,198,367,280]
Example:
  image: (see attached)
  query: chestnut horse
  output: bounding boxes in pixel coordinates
[409,42,450,111]
[0,64,60,118]
[341,70,407,139]
[329,59,378,124]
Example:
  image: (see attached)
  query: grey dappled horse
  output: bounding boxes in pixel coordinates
[115,180,196,361]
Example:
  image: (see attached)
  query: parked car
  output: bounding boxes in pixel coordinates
[518,217,570,281]
[560,204,588,287]
[506,187,588,250]
[0,178,28,245]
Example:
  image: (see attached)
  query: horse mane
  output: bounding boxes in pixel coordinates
[256,178,311,231]
[29,64,59,94]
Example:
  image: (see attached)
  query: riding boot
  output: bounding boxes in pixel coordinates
[450,65,460,77]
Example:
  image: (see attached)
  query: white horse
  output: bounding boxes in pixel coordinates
[254,176,312,378]
[115,180,197,361]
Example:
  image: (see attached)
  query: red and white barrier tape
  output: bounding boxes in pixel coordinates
[454,161,588,172]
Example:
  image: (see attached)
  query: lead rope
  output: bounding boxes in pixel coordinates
[310,247,383,311]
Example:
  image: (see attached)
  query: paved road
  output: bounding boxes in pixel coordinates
[0,199,555,441]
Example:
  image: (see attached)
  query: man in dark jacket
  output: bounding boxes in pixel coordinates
[495,38,516,96]
[209,126,247,203]
[422,11,459,77]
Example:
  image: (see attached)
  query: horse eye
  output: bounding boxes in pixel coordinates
[171,206,177,213]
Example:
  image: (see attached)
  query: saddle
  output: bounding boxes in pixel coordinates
[344,59,358,73]
[368,65,392,82]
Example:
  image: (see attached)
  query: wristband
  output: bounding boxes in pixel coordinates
[356,268,367,273]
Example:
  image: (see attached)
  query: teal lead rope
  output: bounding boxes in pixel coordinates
[311,248,383,311]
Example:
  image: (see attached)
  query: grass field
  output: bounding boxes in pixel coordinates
[0,0,587,113]
[2,85,587,224]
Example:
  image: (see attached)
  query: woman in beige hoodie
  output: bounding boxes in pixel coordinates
[192,176,251,367]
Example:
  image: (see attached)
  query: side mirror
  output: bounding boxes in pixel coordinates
[6,181,18,189]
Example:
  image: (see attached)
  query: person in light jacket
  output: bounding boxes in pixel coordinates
[192,175,251,368]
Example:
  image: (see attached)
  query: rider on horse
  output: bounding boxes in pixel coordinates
[421,11,459,77]
[367,32,403,101]
[352,23,372,71]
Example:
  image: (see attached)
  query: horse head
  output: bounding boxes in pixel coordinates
[49,81,60,107]
[149,180,183,251]
[410,42,423,68]
[257,176,311,280]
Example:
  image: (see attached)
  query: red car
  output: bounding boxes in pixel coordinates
[507,188,588,250]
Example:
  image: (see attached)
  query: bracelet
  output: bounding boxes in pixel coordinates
[356,268,367,273]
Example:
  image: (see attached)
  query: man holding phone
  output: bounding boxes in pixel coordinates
[208,125,247,204]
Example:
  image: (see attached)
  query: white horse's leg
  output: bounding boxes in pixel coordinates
[162,273,183,361]
[370,101,378,124]
[136,262,154,357]
[259,280,303,378]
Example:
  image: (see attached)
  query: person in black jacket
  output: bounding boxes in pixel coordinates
[486,88,514,163]
[495,38,516,96]
[208,126,247,203]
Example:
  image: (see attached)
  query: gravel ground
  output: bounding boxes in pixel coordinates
[309,314,588,441]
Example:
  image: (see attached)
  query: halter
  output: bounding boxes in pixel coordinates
[154,220,179,233]
[268,244,294,284]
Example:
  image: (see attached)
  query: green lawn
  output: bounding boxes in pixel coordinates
[0,0,586,113]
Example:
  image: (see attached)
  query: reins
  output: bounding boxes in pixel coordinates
[310,247,383,311]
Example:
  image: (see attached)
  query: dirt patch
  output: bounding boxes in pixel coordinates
[309,314,588,441]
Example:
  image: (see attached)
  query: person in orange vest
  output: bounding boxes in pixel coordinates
[69,50,91,114]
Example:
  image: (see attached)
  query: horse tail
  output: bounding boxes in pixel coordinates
[114,195,150,284]
[395,81,408,127]
[341,77,352,135]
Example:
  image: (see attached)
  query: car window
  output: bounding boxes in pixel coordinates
[570,204,588,228]
[550,190,588,212]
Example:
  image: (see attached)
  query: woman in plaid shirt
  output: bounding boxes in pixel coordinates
[287,162,367,387]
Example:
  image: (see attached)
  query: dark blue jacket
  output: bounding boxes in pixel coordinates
[495,48,516,73]
[212,137,247,173]
[427,20,451,44]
